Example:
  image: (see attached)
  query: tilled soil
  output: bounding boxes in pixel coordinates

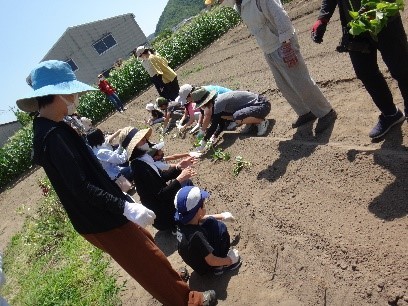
[1,1,407,305]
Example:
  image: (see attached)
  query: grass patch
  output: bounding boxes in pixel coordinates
[0,178,122,305]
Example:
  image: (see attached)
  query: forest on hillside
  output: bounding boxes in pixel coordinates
[155,0,206,35]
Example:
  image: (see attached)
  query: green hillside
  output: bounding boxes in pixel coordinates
[155,0,206,35]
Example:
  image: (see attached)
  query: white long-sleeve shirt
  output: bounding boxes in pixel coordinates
[92,143,128,180]
[240,0,295,54]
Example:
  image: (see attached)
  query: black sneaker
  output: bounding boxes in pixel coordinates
[315,109,337,133]
[213,259,242,276]
[292,111,317,128]
[369,109,405,139]
[202,290,217,306]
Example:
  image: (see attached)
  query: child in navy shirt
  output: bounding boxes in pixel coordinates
[174,186,241,275]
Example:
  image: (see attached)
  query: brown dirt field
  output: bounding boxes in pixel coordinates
[1,1,407,305]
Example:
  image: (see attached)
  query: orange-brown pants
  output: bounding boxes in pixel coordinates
[82,221,204,306]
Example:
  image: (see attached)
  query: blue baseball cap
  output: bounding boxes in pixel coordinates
[174,186,210,224]
[16,60,97,112]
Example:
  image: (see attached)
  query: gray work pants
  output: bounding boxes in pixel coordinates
[264,34,332,118]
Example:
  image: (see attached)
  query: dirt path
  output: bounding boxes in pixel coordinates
[1,1,407,305]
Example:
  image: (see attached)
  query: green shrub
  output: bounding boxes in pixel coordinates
[0,124,33,188]
[13,108,33,126]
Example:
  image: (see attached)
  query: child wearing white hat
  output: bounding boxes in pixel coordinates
[145,103,164,126]
[174,186,241,276]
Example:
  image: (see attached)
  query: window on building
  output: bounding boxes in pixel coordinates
[66,59,78,72]
[93,34,117,55]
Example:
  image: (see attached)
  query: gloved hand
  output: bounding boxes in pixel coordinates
[220,212,236,222]
[190,123,201,134]
[176,120,183,129]
[209,135,216,144]
[311,18,328,43]
[123,201,156,228]
[195,139,207,152]
[189,151,203,158]
[117,145,124,154]
[227,248,240,265]
[358,6,369,14]
[279,40,298,68]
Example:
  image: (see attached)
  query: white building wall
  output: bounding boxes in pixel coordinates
[41,14,147,85]
[0,121,22,147]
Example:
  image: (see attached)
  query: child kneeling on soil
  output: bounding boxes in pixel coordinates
[145,103,164,126]
[174,186,241,276]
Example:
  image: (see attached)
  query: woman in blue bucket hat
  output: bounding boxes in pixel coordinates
[16,60,216,306]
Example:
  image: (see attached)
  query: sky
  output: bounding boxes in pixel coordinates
[0,0,168,124]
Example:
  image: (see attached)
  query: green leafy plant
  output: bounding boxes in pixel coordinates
[348,0,404,37]
[12,107,33,126]
[0,123,34,189]
[211,147,231,162]
[233,156,251,176]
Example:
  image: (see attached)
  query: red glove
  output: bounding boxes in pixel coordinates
[311,19,328,43]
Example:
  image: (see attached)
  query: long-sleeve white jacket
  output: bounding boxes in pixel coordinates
[239,0,295,54]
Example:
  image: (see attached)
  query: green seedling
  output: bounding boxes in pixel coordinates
[211,147,231,162]
[233,156,251,176]
[193,134,204,148]
[348,0,404,37]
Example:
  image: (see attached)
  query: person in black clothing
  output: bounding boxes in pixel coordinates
[175,186,241,276]
[15,60,216,306]
[127,128,198,231]
[311,0,408,138]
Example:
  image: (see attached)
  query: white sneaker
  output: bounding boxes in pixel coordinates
[256,120,269,136]
[226,121,237,131]
[240,124,252,134]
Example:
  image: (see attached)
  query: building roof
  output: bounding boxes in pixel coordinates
[42,13,136,59]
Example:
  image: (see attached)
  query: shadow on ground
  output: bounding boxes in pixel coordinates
[257,117,335,182]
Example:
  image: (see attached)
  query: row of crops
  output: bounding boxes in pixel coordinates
[0,6,240,189]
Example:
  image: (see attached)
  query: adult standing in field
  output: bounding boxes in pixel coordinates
[221,0,336,133]
[16,60,216,306]
[134,46,180,101]
[311,0,407,139]
[97,74,126,113]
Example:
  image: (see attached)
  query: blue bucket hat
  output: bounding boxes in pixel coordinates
[16,60,97,112]
[174,186,210,224]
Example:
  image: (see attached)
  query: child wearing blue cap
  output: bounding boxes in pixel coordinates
[174,186,241,276]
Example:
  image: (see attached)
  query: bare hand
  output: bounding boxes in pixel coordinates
[177,167,197,183]
[177,156,198,169]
